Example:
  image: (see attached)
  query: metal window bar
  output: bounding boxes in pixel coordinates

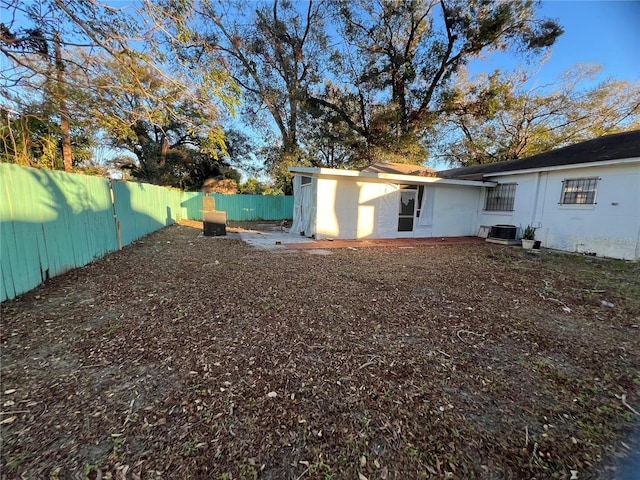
[484,183,516,211]
[560,178,599,204]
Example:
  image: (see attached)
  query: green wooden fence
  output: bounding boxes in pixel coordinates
[1,163,293,301]
[181,192,294,221]
[112,181,183,247]
[1,164,118,301]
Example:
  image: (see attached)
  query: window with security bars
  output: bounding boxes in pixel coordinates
[560,177,599,204]
[484,183,516,211]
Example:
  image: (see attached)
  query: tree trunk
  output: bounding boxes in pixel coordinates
[54,32,72,172]
[160,136,168,167]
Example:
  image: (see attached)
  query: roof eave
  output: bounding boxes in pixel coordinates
[480,156,640,178]
[288,166,495,187]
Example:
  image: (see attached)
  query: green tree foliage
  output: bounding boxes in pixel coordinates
[299,82,367,169]
[195,0,329,166]
[239,178,265,195]
[112,121,247,191]
[0,101,95,170]
[306,0,562,166]
[11,0,618,185]
[161,0,561,179]
[1,0,238,175]
[1,1,132,170]
[436,64,640,166]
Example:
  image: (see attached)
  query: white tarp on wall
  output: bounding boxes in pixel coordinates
[290,174,317,237]
[418,187,435,227]
[376,183,400,238]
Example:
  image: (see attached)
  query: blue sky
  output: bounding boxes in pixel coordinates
[4,0,638,178]
[470,0,640,84]
[539,0,640,82]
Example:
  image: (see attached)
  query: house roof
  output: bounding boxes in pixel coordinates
[360,162,437,176]
[438,129,640,180]
[288,166,493,187]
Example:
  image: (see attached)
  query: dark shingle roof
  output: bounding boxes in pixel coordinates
[438,130,640,180]
[361,162,437,176]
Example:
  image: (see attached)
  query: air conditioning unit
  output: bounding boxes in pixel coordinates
[486,224,520,245]
[203,209,227,237]
[489,224,517,240]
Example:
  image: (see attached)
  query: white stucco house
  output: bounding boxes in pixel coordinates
[289,129,640,260]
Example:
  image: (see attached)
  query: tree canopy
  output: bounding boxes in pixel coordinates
[169,0,565,183]
[305,0,562,165]
[2,0,638,188]
[1,0,239,186]
[435,64,640,165]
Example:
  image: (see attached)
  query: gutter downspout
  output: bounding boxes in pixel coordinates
[531,172,549,245]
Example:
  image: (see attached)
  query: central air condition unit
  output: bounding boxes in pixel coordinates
[203,210,227,236]
[486,224,520,245]
[489,224,517,239]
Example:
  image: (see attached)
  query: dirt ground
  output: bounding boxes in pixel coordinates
[1,221,639,479]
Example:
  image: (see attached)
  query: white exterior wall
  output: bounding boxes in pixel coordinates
[314,176,394,239]
[476,172,539,235]
[313,176,482,240]
[477,161,640,260]
[413,184,482,238]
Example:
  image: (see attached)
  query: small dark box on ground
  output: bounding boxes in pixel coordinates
[203,211,227,236]
[204,222,226,236]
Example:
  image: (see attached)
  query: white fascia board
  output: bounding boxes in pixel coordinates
[481,157,640,178]
[288,166,495,187]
